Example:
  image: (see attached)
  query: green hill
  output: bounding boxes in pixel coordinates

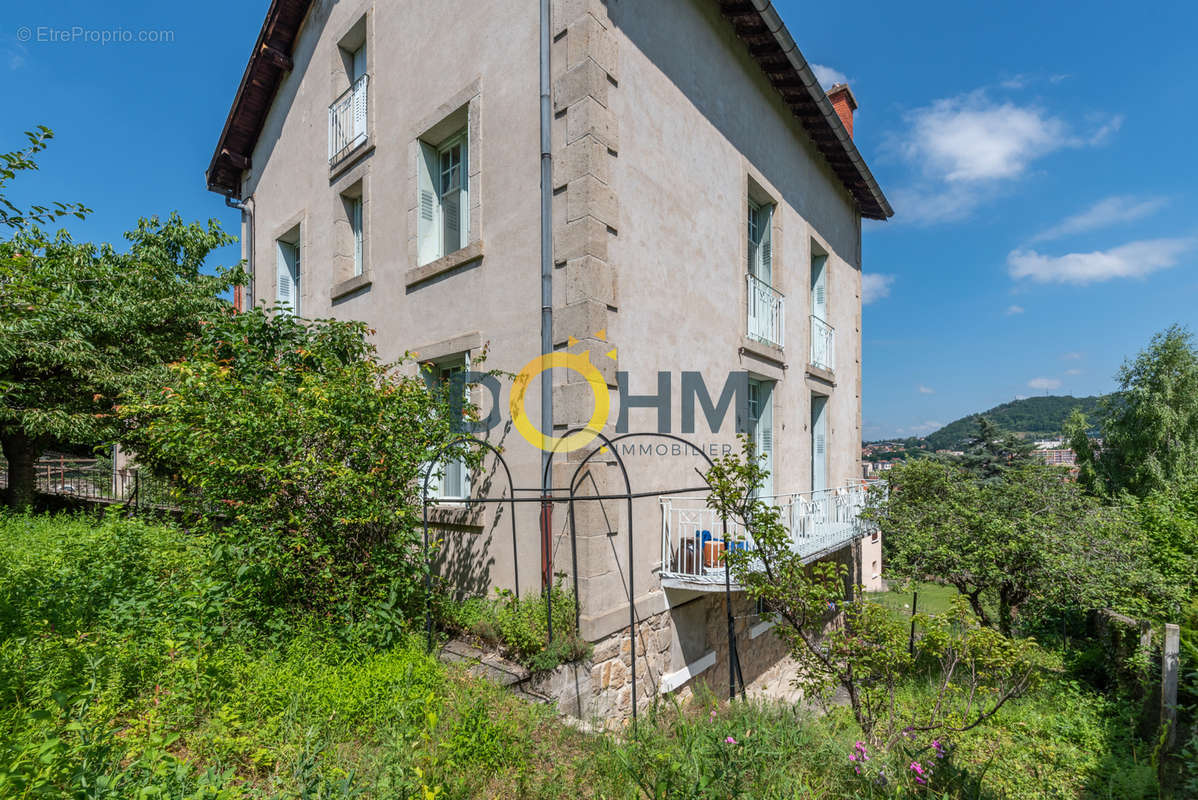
[923,395,1104,450]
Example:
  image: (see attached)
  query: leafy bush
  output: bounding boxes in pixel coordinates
[441,580,590,670]
[120,308,478,637]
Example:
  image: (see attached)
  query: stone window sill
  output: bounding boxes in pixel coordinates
[330,271,372,301]
[805,364,836,385]
[425,502,483,529]
[405,241,484,288]
[329,138,374,179]
[739,336,786,367]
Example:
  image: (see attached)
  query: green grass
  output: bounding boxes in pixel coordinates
[869,580,961,616]
[0,513,1163,799]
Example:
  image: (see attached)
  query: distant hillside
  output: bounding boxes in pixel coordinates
[923,395,1105,450]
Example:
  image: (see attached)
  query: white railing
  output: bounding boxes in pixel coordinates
[810,314,835,372]
[328,74,369,163]
[747,273,785,348]
[660,481,883,585]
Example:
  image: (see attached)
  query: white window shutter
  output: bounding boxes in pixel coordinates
[352,198,364,276]
[352,77,367,142]
[758,382,774,497]
[760,205,773,285]
[812,254,828,322]
[351,46,366,82]
[276,242,295,313]
[417,141,439,265]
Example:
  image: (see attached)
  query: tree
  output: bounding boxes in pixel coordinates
[705,441,1036,750]
[0,127,90,231]
[0,215,239,510]
[875,458,1142,635]
[1070,325,1198,497]
[952,415,1035,482]
[119,309,478,634]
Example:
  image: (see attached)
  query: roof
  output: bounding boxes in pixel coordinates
[205,0,312,196]
[716,1,892,219]
[206,0,893,219]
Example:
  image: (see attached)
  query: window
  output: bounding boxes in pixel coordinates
[748,378,774,498]
[746,197,782,347]
[809,247,834,371]
[276,227,301,315]
[811,393,828,492]
[424,356,470,500]
[330,20,369,163]
[351,196,364,276]
[418,130,468,265]
[747,200,773,286]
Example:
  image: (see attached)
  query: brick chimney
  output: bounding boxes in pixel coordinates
[826,83,858,138]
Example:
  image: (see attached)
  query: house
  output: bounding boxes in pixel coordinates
[206,0,892,719]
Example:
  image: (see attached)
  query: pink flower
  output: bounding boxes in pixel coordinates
[710,710,717,720]
[909,761,928,786]
[849,754,857,762]
[725,736,737,745]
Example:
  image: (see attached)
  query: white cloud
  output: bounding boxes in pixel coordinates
[900,92,1066,183]
[1028,377,1062,391]
[1065,368,1083,376]
[1005,304,1024,315]
[1015,394,1028,400]
[811,64,849,90]
[890,91,1122,224]
[862,273,895,305]
[1008,238,1195,285]
[918,385,935,395]
[1062,352,1083,360]
[1032,195,1167,242]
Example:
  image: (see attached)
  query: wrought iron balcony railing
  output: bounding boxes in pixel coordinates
[660,481,883,586]
[810,314,835,372]
[328,74,369,164]
[747,273,784,348]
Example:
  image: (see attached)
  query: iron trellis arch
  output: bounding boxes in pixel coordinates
[557,431,746,708]
[422,435,521,652]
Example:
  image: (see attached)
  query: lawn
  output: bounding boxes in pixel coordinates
[869,579,961,616]
[0,513,1161,798]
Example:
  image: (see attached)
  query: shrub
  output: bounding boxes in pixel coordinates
[119,308,480,636]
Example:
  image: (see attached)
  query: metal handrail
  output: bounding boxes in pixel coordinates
[810,313,835,371]
[328,74,369,163]
[746,273,785,348]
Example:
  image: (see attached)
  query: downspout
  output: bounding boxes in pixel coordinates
[538,0,554,591]
[225,193,255,308]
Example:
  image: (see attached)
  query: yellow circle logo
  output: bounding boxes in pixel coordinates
[510,352,609,452]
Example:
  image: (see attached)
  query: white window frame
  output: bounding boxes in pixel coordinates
[276,236,301,316]
[350,195,364,277]
[748,378,774,498]
[424,354,471,501]
[417,129,469,265]
[747,200,773,286]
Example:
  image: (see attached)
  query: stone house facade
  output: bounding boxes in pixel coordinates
[206,0,892,720]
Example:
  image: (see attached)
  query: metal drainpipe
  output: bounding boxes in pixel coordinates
[225,193,254,308]
[539,0,554,592]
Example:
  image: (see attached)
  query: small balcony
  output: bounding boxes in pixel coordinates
[329,74,369,164]
[747,273,785,348]
[659,481,881,589]
[810,314,835,372]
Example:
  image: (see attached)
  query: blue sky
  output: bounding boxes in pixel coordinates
[2,1,1196,440]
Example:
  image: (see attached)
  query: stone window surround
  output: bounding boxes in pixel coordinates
[406,80,483,285]
[742,169,784,357]
[415,331,485,527]
[267,209,308,312]
[328,11,374,173]
[330,166,371,301]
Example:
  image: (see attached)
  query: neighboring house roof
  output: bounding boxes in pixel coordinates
[206,0,893,220]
